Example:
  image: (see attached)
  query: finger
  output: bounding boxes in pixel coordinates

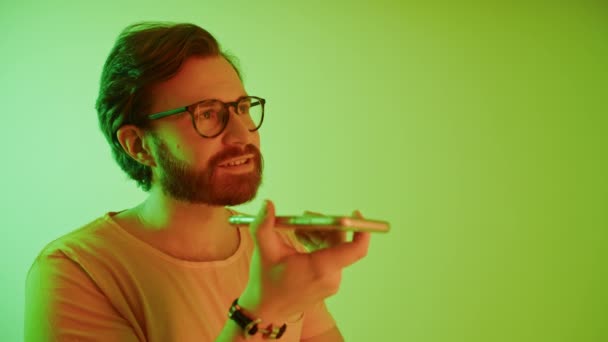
[308,230,371,271]
[327,230,347,246]
[250,199,282,261]
[352,209,364,219]
[249,199,270,238]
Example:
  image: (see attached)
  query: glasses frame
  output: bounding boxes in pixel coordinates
[147,95,266,138]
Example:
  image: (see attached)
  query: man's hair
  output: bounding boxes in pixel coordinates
[95,22,242,191]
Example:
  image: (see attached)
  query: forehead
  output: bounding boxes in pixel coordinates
[150,56,246,111]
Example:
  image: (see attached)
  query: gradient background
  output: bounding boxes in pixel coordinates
[2,1,607,341]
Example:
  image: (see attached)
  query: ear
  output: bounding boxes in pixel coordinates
[116,125,157,167]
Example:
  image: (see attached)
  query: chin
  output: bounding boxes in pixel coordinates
[160,165,263,206]
[211,183,260,206]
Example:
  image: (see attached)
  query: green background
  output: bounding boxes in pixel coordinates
[2,1,606,341]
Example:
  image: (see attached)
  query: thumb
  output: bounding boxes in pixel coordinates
[352,209,364,219]
[250,199,282,261]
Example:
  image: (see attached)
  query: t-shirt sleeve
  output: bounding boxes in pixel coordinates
[24,251,141,341]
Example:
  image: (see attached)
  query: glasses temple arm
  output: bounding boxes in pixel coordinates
[148,107,188,120]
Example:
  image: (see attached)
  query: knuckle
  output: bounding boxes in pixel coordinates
[322,273,341,296]
[308,253,332,280]
[306,254,343,296]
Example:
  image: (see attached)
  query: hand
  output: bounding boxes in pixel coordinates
[294,210,364,252]
[239,200,371,322]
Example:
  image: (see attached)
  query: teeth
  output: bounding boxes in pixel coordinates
[224,159,248,167]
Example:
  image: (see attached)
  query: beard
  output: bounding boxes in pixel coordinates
[151,138,264,206]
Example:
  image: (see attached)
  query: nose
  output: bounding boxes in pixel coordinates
[221,105,252,144]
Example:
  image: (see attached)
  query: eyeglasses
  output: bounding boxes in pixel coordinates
[147,96,266,138]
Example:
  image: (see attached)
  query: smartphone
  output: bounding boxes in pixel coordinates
[228,215,390,233]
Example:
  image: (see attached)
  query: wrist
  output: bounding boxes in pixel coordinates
[229,298,288,340]
[237,292,282,323]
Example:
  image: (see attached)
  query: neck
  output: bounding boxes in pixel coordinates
[137,188,231,232]
[120,187,239,261]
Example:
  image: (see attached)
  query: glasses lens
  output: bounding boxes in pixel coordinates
[237,97,264,131]
[191,97,264,137]
[191,100,225,136]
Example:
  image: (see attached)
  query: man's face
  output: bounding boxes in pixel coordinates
[146,56,263,206]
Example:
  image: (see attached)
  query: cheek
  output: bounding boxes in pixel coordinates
[152,120,198,160]
[192,142,223,168]
[161,136,200,165]
[167,127,209,162]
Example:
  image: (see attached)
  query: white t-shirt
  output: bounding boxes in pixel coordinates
[25,212,336,341]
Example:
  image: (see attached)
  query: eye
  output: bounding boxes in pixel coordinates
[238,101,252,114]
[199,109,221,121]
[194,103,220,119]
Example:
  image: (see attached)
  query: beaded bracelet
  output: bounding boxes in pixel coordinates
[228,298,287,339]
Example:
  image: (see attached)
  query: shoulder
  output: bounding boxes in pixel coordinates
[24,214,142,341]
[37,213,117,259]
[29,213,131,282]
[26,214,114,302]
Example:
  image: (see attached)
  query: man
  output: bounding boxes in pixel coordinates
[25,22,370,341]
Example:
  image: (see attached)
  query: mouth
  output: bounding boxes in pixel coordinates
[218,154,255,170]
